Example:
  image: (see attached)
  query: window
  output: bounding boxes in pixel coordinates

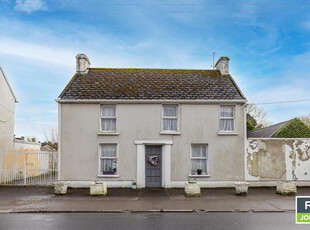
[99,144,117,175]
[162,105,178,131]
[219,105,235,132]
[191,144,208,175]
[100,105,116,132]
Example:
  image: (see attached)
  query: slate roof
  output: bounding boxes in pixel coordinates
[59,68,246,101]
[247,121,289,138]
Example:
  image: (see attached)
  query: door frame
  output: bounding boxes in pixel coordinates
[135,140,173,188]
[145,145,162,188]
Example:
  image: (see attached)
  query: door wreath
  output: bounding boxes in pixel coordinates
[148,156,159,166]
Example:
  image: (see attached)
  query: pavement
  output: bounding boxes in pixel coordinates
[0,213,308,230]
[0,186,309,213]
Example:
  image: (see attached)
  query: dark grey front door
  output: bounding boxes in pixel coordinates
[145,145,162,188]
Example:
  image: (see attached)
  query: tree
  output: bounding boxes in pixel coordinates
[43,126,58,144]
[42,126,58,151]
[299,114,310,127]
[246,104,271,130]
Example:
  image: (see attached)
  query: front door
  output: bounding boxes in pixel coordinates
[145,145,162,188]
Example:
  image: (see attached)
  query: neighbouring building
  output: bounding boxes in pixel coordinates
[248,118,310,138]
[14,136,41,151]
[57,54,247,188]
[0,67,17,152]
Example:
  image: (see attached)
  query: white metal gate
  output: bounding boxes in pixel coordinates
[0,151,58,186]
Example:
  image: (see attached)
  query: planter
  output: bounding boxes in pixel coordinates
[185,181,201,197]
[90,182,107,196]
[276,182,297,195]
[234,182,249,195]
[53,181,69,195]
[131,181,137,190]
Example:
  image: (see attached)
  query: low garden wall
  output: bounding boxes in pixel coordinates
[246,138,310,182]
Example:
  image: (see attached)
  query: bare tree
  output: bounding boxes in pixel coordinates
[43,126,58,143]
[246,104,272,128]
[300,114,310,127]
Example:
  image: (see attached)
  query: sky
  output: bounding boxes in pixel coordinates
[0,0,310,141]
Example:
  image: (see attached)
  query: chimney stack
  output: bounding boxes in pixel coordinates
[76,54,90,73]
[215,56,230,75]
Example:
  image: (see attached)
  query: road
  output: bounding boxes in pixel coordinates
[0,213,307,230]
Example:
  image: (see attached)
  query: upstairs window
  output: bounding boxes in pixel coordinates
[219,105,235,132]
[162,105,178,131]
[101,105,116,132]
[99,144,117,175]
[191,144,208,175]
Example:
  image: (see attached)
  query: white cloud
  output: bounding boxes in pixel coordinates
[15,0,46,13]
[0,38,75,67]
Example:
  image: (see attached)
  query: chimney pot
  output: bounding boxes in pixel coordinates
[215,56,230,75]
[76,54,90,73]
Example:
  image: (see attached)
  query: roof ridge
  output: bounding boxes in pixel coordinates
[88,67,221,72]
[249,120,290,133]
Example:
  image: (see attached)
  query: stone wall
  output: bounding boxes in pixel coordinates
[246,139,310,181]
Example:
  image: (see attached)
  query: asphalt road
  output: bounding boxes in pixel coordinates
[0,213,308,230]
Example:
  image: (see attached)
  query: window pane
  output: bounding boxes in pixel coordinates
[101,106,115,116]
[192,144,207,158]
[100,159,117,174]
[163,105,177,117]
[220,119,234,131]
[191,159,207,175]
[101,144,117,157]
[220,106,234,118]
[102,118,116,131]
[163,118,177,131]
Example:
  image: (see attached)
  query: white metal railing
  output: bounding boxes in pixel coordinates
[0,151,58,186]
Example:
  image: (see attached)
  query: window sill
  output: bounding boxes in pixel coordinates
[188,174,211,178]
[98,132,119,136]
[160,131,181,135]
[97,174,119,178]
[217,132,239,136]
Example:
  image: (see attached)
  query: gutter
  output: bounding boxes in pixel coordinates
[55,99,248,104]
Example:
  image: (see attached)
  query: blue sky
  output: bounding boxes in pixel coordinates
[0,0,310,140]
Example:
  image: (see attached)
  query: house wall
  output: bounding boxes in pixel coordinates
[246,139,310,183]
[0,69,16,183]
[59,103,245,187]
[0,69,15,152]
[14,141,41,151]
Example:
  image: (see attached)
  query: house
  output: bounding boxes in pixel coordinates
[56,54,247,188]
[0,67,17,152]
[248,118,310,138]
[14,136,41,151]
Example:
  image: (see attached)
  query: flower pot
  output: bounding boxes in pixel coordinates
[90,182,107,196]
[276,182,296,195]
[185,181,201,197]
[53,181,69,195]
[233,182,249,195]
[197,169,202,175]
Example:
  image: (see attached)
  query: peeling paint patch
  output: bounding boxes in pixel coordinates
[246,139,310,181]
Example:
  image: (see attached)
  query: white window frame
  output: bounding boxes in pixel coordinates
[99,105,117,133]
[161,104,180,133]
[98,143,119,177]
[219,105,236,132]
[189,143,209,177]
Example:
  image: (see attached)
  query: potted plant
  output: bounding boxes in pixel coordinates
[197,169,202,175]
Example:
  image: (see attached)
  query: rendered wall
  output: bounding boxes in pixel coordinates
[59,103,245,185]
[246,139,310,181]
[0,69,15,152]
